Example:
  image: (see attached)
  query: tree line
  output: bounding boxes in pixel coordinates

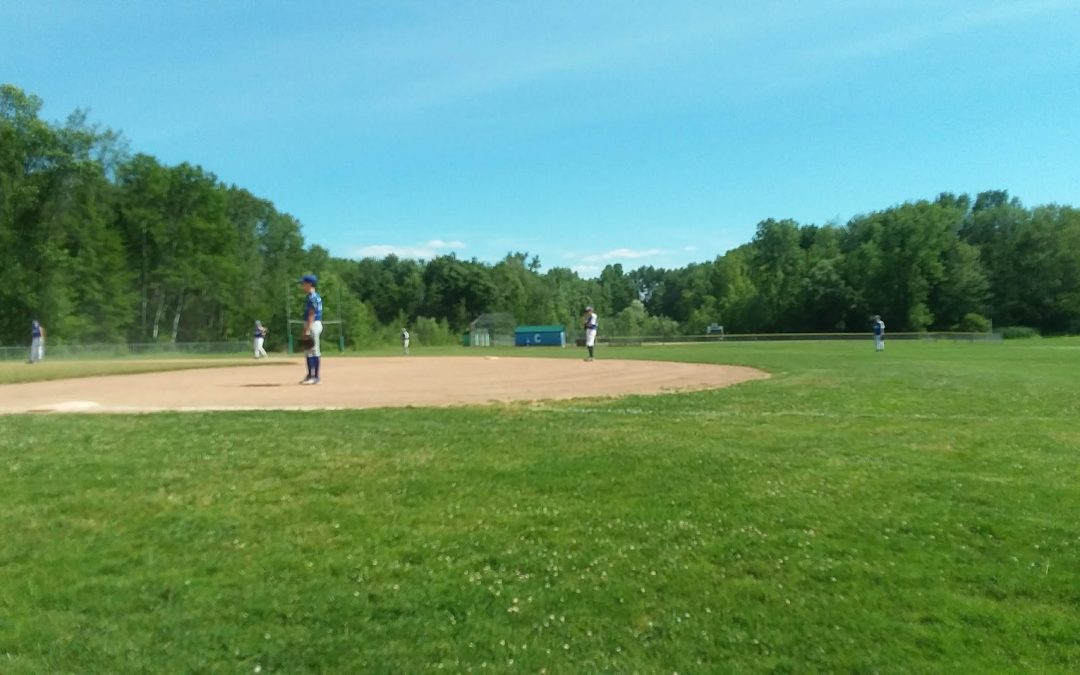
[3,84,1079,349]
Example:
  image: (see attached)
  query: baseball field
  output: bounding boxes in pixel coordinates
[1,340,1078,672]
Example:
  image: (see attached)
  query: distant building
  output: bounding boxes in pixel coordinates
[515,325,566,347]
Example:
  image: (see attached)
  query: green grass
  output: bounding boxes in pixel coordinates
[1,340,1079,672]
[0,357,290,385]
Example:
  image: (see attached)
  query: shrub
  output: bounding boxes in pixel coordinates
[996,326,1040,339]
[411,316,457,346]
[959,313,991,333]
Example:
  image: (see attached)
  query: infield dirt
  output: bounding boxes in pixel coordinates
[0,356,768,414]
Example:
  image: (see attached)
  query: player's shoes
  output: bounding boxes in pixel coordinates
[300,377,314,385]
[309,378,320,385]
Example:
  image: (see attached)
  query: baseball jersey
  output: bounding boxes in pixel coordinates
[31,321,42,338]
[873,320,885,336]
[254,324,265,338]
[304,291,323,322]
[402,330,410,341]
[585,312,598,331]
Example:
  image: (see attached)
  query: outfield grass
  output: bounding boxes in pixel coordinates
[0,357,291,385]
[1,340,1078,672]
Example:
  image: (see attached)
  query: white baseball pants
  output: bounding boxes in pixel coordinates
[307,321,323,357]
[29,337,44,363]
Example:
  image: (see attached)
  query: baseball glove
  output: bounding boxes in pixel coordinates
[298,335,316,350]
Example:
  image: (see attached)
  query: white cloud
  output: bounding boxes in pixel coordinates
[427,239,467,250]
[683,245,698,252]
[581,247,667,263]
[806,0,1076,65]
[350,239,466,259]
[572,264,602,278]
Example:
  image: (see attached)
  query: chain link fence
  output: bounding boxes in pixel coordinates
[0,332,1004,360]
[0,341,251,362]
[596,332,1003,346]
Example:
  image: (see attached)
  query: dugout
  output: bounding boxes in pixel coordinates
[515,325,566,347]
[467,313,515,347]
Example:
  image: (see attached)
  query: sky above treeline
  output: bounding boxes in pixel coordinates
[4,0,1079,276]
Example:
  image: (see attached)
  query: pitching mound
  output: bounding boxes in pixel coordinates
[0,356,768,414]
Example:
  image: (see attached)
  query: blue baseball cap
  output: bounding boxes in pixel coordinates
[299,274,318,285]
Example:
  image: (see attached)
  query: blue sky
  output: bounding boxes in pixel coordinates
[4,1,1079,276]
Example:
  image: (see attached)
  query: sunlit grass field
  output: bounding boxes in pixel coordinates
[1,339,1078,672]
[0,356,291,385]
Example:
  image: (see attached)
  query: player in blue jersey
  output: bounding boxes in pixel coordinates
[872,315,885,352]
[299,275,324,384]
[253,320,269,359]
[28,319,46,364]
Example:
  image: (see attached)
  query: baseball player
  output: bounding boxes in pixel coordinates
[583,306,598,361]
[299,275,323,384]
[28,319,45,364]
[253,320,269,359]
[401,327,410,355]
[872,314,885,352]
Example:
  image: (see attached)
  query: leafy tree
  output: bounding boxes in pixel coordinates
[842,201,962,330]
[748,219,804,330]
[5,83,1080,347]
[929,240,989,330]
[420,255,499,330]
[598,263,637,315]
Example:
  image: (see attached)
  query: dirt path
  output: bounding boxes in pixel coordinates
[0,356,768,414]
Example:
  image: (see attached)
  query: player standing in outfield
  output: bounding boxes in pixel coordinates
[583,306,598,361]
[28,319,45,364]
[253,320,269,359]
[299,275,324,384]
[872,314,885,352]
[401,327,410,355]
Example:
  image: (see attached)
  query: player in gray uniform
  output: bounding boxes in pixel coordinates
[872,315,885,352]
[253,320,269,359]
[401,327,410,355]
[28,319,46,364]
[583,306,598,361]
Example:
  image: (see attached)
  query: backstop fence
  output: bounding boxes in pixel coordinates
[466,313,516,347]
